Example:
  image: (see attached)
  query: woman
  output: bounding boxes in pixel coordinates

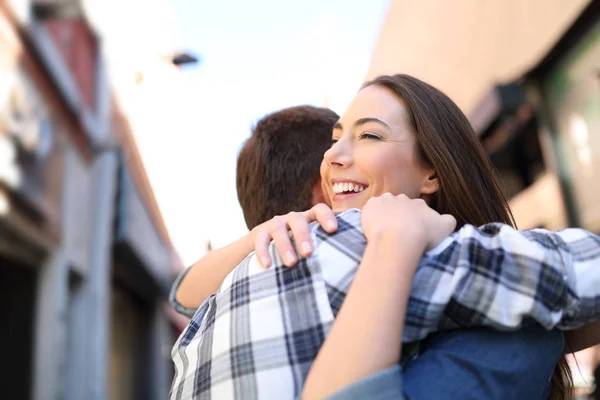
[259,74,572,399]
[173,74,583,398]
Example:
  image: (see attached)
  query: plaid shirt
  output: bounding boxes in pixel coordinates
[170,209,600,400]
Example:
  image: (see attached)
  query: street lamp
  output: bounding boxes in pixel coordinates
[171,52,200,67]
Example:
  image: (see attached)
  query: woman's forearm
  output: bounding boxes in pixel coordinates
[302,232,424,400]
[175,233,255,309]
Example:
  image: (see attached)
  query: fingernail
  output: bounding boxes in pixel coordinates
[261,257,270,268]
[285,250,296,265]
[301,241,312,255]
[327,220,336,230]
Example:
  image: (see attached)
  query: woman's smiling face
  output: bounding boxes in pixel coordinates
[320,84,438,211]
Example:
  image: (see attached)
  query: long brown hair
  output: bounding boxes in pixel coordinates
[363,74,573,399]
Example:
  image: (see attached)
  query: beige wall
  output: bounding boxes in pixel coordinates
[367,0,592,231]
[367,0,590,114]
[507,172,567,230]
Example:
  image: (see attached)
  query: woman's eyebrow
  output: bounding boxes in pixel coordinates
[333,118,391,131]
[353,117,391,131]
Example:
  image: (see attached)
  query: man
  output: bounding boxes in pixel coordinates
[173,210,600,399]
[170,105,600,399]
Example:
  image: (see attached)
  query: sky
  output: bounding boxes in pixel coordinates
[86,0,390,266]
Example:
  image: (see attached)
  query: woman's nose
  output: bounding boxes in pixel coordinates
[324,139,352,168]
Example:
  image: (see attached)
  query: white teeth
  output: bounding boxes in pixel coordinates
[332,182,366,194]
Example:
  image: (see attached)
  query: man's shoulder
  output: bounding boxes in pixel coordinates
[216,208,365,294]
[307,209,366,288]
[309,208,363,239]
[307,208,366,254]
[333,208,362,226]
[219,251,265,292]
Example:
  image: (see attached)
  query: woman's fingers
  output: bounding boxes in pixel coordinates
[289,204,338,257]
[427,214,457,250]
[255,204,338,268]
[254,227,274,268]
[440,214,457,232]
[287,212,314,258]
[306,203,338,233]
[254,216,298,267]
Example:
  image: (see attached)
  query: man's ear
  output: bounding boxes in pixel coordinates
[311,178,327,206]
[420,169,439,196]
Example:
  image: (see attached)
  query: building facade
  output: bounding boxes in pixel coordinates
[0,1,185,399]
[368,0,599,396]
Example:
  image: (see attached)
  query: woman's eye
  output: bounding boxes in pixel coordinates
[359,132,381,140]
[331,138,339,146]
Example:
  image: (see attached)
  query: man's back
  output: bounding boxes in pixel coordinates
[171,211,363,399]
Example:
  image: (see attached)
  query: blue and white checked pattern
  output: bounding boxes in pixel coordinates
[169,266,198,319]
[170,209,600,400]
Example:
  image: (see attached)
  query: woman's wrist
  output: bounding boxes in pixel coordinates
[365,229,427,285]
[367,225,427,254]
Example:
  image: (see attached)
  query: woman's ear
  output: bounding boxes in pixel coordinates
[420,169,439,196]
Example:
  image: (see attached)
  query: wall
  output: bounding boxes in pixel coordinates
[367,0,589,113]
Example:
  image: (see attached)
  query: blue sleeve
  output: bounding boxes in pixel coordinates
[326,324,563,400]
[324,365,405,400]
[402,324,563,399]
[168,267,199,319]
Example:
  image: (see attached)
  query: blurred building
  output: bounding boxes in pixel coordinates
[368,0,599,396]
[0,1,187,399]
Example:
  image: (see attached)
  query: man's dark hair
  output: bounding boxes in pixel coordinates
[236,105,338,230]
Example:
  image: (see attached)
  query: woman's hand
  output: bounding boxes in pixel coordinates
[362,193,456,251]
[253,203,338,268]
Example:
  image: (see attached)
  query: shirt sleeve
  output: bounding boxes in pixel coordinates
[324,365,405,400]
[168,267,198,319]
[403,222,600,343]
[401,324,562,399]
[326,323,562,400]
